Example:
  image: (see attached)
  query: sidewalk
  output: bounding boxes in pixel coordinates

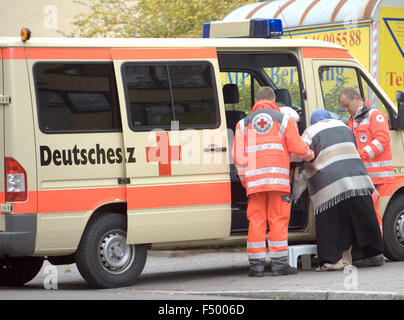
[139,249,404,300]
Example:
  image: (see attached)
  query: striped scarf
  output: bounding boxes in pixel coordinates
[291,119,375,214]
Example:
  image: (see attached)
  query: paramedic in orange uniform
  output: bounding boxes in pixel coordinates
[233,87,315,277]
[339,87,393,267]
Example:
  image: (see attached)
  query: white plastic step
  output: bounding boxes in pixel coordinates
[288,244,317,270]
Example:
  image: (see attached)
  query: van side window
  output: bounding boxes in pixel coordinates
[318,66,390,123]
[34,63,121,133]
[263,66,302,111]
[122,62,219,130]
[221,71,260,112]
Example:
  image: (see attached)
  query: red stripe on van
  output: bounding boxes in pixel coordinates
[302,47,353,59]
[3,48,25,60]
[0,192,4,215]
[11,187,126,214]
[37,187,127,214]
[2,47,112,60]
[12,191,37,214]
[26,47,112,60]
[8,182,230,214]
[2,48,217,61]
[127,182,231,210]
[111,48,217,60]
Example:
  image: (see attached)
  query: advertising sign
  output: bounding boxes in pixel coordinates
[380,6,404,103]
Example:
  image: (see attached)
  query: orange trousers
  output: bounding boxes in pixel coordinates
[246,191,290,260]
[372,185,383,236]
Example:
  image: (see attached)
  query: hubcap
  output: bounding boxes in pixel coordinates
[395,212,404,246]
[99,230,135,274]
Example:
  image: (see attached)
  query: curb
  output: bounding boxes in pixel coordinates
[148,249,244,257]
[130,289,404,300]
[198,289,404,300]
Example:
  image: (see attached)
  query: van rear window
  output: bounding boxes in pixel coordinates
[122,62,220,130]
[34,63,121,133]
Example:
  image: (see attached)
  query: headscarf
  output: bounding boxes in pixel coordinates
[310,109,332,125]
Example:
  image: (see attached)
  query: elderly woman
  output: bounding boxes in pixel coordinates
[292,109,384,271]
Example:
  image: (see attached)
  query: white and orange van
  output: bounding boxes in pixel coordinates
[1,20,404,288]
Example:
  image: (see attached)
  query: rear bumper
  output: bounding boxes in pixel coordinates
[0,214,36,256]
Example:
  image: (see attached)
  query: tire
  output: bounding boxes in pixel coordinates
[0,257,44,286]
[383,196,404,261]
[75,213,147,288]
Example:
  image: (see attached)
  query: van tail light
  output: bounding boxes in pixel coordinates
[5,157,27,202]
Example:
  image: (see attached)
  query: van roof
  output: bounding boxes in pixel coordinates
[0,36,346,51]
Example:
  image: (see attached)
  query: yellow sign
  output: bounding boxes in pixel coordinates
[289,23,371,71]
[380,7,404,102]
[383,19,404,58]
[221,24,371,90]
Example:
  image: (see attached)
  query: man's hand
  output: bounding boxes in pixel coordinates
[359,148,370,161]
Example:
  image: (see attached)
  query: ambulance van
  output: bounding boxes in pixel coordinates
[1,20,404,288]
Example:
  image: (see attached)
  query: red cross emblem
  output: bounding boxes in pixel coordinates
[252,113,273,134]
[146,132,181,176]
[257,118,268,129]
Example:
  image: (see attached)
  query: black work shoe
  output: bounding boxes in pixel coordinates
[248,269,265,277]
[271,265,298,276]
[353,254,385,268]
[248,258,266,277]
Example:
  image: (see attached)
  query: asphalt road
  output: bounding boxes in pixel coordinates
[2,249,404,301]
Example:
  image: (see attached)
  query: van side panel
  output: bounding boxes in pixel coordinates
[1,48,38,256]
[112,48,231,245]
[0,48,5,232]
[25,50,126,255]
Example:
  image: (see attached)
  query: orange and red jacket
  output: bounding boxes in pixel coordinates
[348,105,394,185]
[232,100,315,196]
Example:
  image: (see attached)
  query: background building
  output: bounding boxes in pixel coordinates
[0,0,88,37]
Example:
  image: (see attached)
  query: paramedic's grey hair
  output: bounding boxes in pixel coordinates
[339,87,361,101]
[256,86,276,101]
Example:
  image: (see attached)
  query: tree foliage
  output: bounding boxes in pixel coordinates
[72,0,256,38]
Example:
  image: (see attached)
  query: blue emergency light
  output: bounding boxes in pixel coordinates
[251,19,283,38]
[202,18,283,39]
[202,23,211,39]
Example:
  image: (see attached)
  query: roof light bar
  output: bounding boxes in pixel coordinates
[202,18,283,39]
[202,23,211,39]
[252,19,283,38]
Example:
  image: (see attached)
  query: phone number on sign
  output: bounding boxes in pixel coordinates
[301,29,362,47]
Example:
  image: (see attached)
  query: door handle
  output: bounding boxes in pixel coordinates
[203,145,227,152]
[118,177,131,185]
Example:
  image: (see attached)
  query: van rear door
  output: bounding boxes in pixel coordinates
[112,48,232,244]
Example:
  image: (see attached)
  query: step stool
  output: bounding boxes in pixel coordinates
[288,244,317,270]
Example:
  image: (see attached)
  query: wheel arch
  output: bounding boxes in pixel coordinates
[80,201,128,241]
[378,176,404,219]
[87,201,127,225]
[383,186,404,218]
[47,202,130,269]
[382,187,404,261]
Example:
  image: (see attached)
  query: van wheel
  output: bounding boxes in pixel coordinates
[75,213,147,288]
[383,196,404,261]
[0,257,44,286]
